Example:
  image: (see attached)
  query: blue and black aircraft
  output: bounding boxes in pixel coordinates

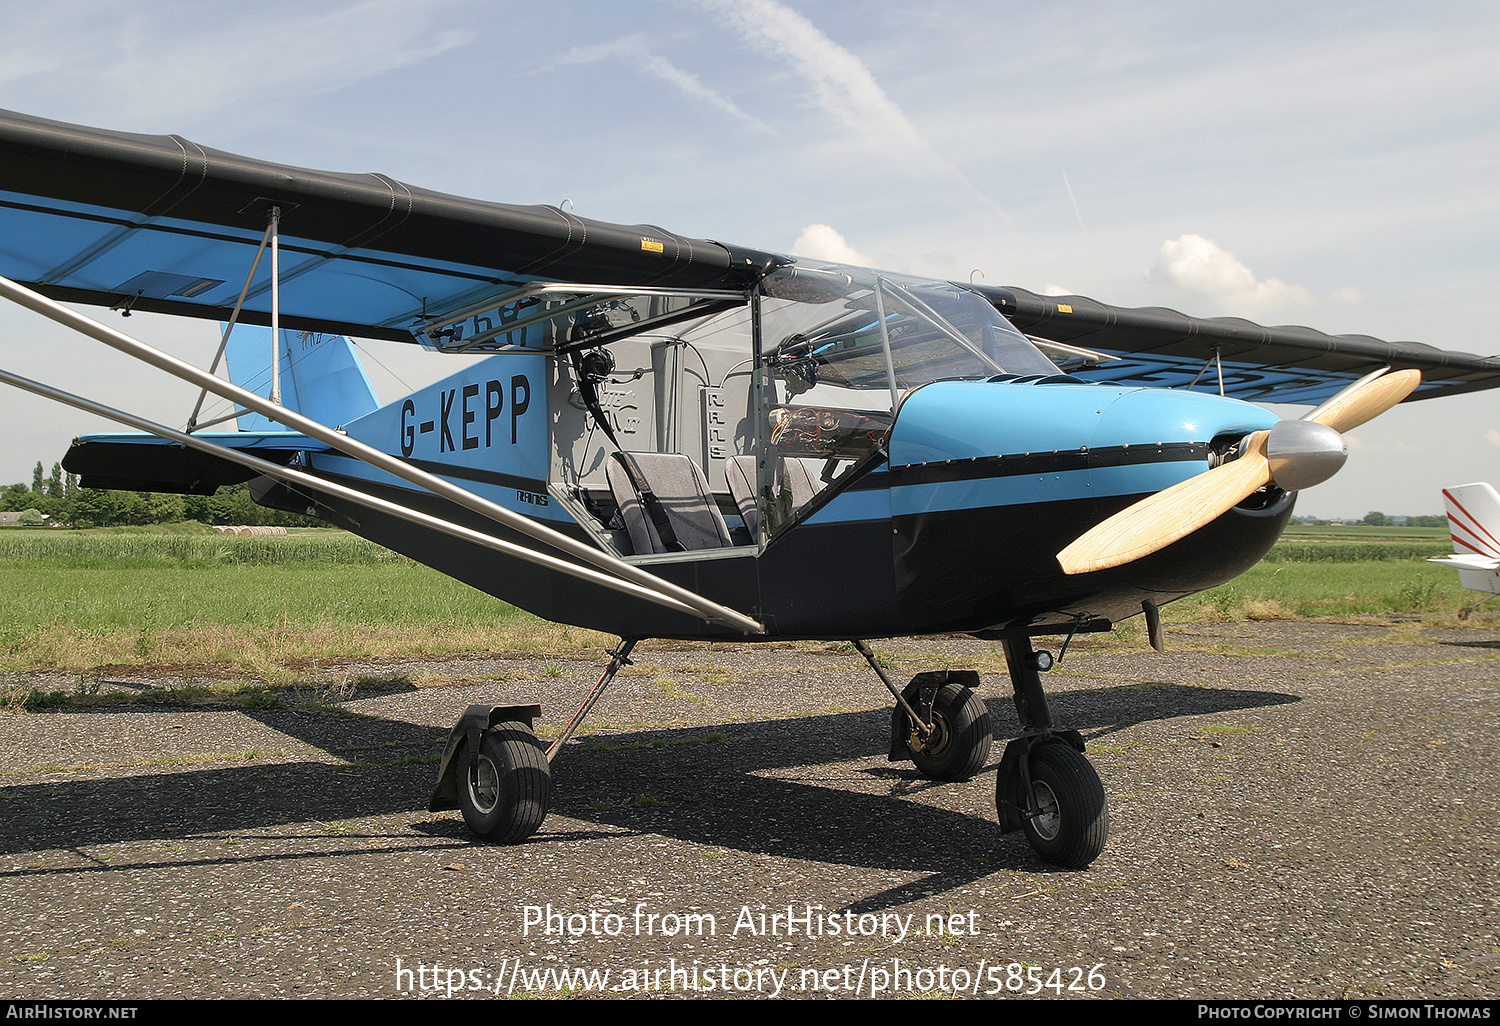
[3,109,1497,866]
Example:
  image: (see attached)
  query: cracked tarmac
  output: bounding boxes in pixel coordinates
[2,620,1497,1000]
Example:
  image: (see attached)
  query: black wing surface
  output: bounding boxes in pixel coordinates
[0,108,775,344]
[2,108,1496,408]
[974,285,1500,404]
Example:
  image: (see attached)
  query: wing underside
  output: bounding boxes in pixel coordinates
[0,108,773,345]
[2,106,1498,411]
[974,285,1500,405]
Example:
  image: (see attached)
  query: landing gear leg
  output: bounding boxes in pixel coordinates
[855,642,993,782]
[547,639,639,760]
[994,635,1108,868]
[431,638,640,844]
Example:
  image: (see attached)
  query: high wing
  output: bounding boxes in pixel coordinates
[971,285,1500,405]
[2,105,1498,406]
[0,108,775,345]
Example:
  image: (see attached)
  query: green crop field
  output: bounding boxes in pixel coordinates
[0,522,1486,683]
[1153,523,1467,622]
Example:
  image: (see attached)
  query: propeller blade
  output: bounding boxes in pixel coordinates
[1057,369,1421,576]
[1057,431,1272,576]
[1304,367,1421,433]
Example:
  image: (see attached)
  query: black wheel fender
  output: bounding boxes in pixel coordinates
[455,721,552,844]
[889,670,993,782]
[430,702,542,812]
[996,735,1108,869]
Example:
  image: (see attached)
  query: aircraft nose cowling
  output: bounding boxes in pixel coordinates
[1089,386,1280,489]
[1059,368,1420,576]
[888,379,1110,466]
[883,379,1288,634]
[1091,386,1280,447]
[888,379,1278,495]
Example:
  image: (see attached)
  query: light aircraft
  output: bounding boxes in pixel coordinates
[3,109,1499,868]
[1429,483,1500,618]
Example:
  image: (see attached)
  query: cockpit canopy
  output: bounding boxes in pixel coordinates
[761,261,1058,400]
[540,259,1065,556]
[419,259,1058,405]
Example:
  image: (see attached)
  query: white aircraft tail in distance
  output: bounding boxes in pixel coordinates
[1429,483,1500,616]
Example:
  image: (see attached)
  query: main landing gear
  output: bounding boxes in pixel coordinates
[429,641,639,844]
[853,640,994,782]
[863,635,1108,869]
[430,701,551,843]
[432,634,1107,868]
[456,719,551,844]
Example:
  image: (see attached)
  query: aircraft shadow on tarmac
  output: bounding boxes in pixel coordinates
[1438,637,1500,650]
[1,680,1297,898]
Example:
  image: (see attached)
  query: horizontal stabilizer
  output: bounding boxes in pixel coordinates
[63,434,310,494]
[1427,553,1500,571]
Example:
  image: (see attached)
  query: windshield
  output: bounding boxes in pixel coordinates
[760,262,1056,397]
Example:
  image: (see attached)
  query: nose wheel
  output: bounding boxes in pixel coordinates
[1002,739,1108,868]
[994,635,1109,868]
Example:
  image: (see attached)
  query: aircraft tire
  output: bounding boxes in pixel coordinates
[457,721,552,844]
[907,682,993,782]
[1018,742,1108,868]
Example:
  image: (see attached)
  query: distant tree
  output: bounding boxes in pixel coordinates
[70,488,145,528]
[145,492,186,524]
[46,463,63,499]
[182,493,212,523]
[1363,511,1391,527]
[207,485,263,525]
[31,462,43,495]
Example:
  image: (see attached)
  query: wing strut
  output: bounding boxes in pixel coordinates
[0,368,720,623]
[269,204,282,405]
[0,274,764,635]
[186,209,276,431]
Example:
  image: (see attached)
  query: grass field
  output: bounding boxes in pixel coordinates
[1170,522,1467,621]
[0,522,1484,685]
[0,526,587,679]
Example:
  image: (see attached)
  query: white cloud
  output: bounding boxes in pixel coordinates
[688,0,1005,218]
[0,1,475,128]
[554,34,773,134]
[790,224,871,266]
[1145,234,1312,316]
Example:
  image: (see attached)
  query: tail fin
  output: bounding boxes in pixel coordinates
[1428,483,1500,594]
[223,326,379,430]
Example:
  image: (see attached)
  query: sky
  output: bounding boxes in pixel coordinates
[0,0,1496,518]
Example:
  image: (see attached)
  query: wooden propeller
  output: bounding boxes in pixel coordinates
[1057,369,1420,576]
